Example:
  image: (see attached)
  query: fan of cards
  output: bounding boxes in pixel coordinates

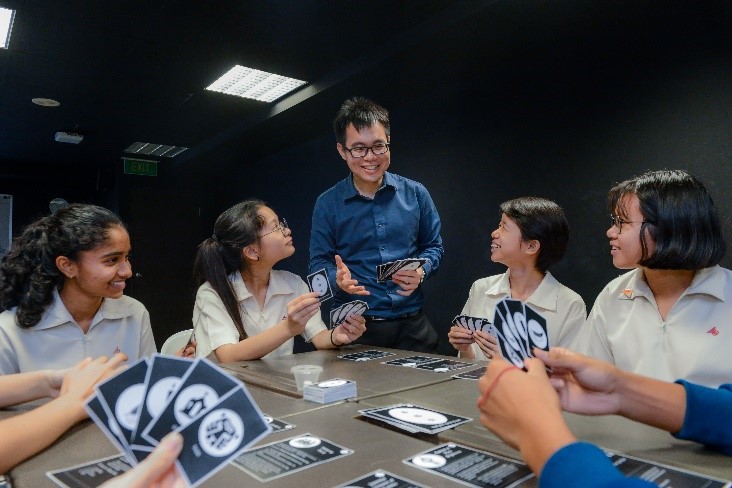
[454,297,549,369]
[329,299,369,328]
[377,258,427,283]
[85,354,272,488]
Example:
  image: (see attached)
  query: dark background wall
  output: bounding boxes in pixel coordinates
[4,1,731,352]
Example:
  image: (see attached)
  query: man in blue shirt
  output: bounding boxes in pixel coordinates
[309,97,444,352]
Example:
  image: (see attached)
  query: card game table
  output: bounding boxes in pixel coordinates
[357,374,732,482]
[216,344,485,400]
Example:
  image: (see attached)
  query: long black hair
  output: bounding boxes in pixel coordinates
[193,199,266,340]
[0,204,126,328]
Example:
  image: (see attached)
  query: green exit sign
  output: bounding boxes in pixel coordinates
[123,158,158,176]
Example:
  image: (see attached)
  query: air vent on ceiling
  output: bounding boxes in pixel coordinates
[124,142,188,158]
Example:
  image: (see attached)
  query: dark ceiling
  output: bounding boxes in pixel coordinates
[0,0,476,171]
[1,1,729,174]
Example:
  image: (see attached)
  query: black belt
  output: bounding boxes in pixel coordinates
[364,310,421,322]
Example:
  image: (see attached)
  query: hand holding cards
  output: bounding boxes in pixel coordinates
[377,258,427,283]
[84,354,271,488]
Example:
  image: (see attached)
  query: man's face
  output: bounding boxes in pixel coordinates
[337,122,390,190]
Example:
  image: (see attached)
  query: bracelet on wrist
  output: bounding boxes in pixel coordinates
[330,327,341,347]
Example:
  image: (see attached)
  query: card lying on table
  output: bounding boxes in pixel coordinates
[359,403,472,434]
[77,354,271,488]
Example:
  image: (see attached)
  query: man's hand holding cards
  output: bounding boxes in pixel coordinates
[377,258,427,296]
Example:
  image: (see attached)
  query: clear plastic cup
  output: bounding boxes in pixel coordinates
[290,365,323,391]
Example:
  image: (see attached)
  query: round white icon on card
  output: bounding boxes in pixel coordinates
[115,383,145,431]
[174,384,218,425]
[146,376,181,418]
[388,407,447,425]
[197,408,244,457]
[311,274,328,296]
[289,436,321,448]
[412,454,447,468]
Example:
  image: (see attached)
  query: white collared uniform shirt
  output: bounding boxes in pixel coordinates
[0,289,156,374]
[578,265,732,388]
[192,270,326,359]
[461,271,587,360]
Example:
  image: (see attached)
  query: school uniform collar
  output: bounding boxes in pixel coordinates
[615,266,725,302]
[33,288,133,331]
[229,270,298,303]
[484,270,559,312]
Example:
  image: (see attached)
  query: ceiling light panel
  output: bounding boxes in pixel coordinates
[206,65,306,102]
[0,7,15,49]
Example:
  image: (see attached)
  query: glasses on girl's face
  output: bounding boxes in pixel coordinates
[260,218,288,238]
[609,214,653,234]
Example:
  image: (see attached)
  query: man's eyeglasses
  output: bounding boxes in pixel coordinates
[609,214,653,234]
[260,218,288,238]
[343,143,390,158]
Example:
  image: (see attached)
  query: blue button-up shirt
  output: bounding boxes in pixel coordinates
[309,172,444,319]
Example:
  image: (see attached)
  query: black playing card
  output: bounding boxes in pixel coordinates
[306,268,333,302]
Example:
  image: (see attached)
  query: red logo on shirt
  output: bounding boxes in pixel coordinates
[113,346,121,354]
[707,327,720,336]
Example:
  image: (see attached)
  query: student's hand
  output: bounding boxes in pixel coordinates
[392,267,424,297]
[477,356,575,474]
[59,353,128,422]
[448,325,474,354]
[176,339,196,359]
[286,292,321,335]
[332,314,367,345]
[474,331,500,359]
[100,432,185,488]
[534,348,623,416]
[335,255,370,295]
[43,367,72,398]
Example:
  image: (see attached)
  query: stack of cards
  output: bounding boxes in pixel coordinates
[84,354,272,488]
[377,258,427,282]
[302,378,357,403]
[329,299,368,328]
[359,403,472,434]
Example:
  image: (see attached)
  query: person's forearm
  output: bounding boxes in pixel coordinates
[0,370,55,407]
[214,322,294,362]
[616,370,686,433]
[0,396,83,473]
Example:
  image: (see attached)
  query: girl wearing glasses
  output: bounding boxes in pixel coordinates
[448,197,586,360]
[577,169,730,388]
[192,199,366,362]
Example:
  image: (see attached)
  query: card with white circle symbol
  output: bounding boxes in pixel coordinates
[94,357,150,445]
[359,403,472,434]
[142,358,240,446]
[130,354,193,448]
[335,470,427,488]
[329,299,368,327]
[231,433,353,483]
[404,443,534,487]
[176,386,271,488]
[307,268,333,302]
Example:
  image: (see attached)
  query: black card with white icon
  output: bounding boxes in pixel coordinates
[335,470,427,488]
[262,414,295,433]
[46,454,133,488]
[338,349,396,361]
[377,258,427,282]
[453,366,487,380]
[329,299,368,328]
[361,404,472,434]
[94,358,150,449]
[142,358,240,446]
[414,359,472,373]
[494,300,530,358]
[404,443,534,488]
[307,268,333,302]
[524,304,549,353]
[130,354,193,448]
[232,434,353,482]
[84,396,133,462]
[383,355,441,368]
[175,386,271,488]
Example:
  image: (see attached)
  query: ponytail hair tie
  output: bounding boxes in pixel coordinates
[211,234,221,244]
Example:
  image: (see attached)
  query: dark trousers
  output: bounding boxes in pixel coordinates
[357,311,438,353]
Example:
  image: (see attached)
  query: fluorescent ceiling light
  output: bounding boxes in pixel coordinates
[0,7,15,49]
[206,65,306,102]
